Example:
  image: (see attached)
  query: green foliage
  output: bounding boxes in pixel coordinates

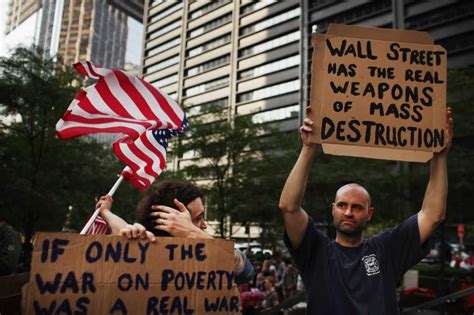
[172,67,474,244]
[174,108,271,238]
[445,67,474,223]
[0,47,139,242]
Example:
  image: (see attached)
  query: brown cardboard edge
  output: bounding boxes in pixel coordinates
[327,23,433,44]
[322,143,433,162]
[309,32,327,143]
[432,44,448,153]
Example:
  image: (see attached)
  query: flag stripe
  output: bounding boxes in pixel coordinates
[113,70,160,122]
[57,61,188,191]
[142,81,182,127]
[95,79,136,119]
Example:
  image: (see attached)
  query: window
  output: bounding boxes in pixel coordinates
[239,31,300,57]
[251,104,299,123]
[168,92,177,100]
[149,2,183,23]
[186,98,228,116]
[186,54,230,76]
[241,7,300,35]
[151,73,178,88]
[240,0,277,15]
[144,55,179,74]
[188,13,232,38]
[237,79,299,102]
[184,77,229,96]
[189,0,231,20]
[182,149,198,159]
[239,55,299,79]
[148,19,181,40]
[150,0,164,8]
[146,37,180,56]
[188,33,231,57]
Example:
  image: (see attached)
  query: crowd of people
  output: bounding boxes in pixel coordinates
[238,250,303,314]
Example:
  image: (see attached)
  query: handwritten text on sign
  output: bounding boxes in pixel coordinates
[310,25,447,161]
[22,233,240,315]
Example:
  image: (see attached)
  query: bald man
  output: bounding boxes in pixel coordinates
[279,107,453,314]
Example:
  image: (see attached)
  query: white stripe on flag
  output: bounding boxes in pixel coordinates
[135,134,164,176]
[84,86,124,117]
[118,145,155,184]
[103,72,147,120]
[56,120,149,135]
[127,74,172,123]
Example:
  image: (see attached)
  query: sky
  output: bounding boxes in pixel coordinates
[0,0,143,65]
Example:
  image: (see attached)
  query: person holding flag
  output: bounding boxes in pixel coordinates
[96,179,255,285]
[56,61,254,285]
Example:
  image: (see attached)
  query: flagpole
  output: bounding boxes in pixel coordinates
[79,169,126,235]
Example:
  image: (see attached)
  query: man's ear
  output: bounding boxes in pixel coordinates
[331,202,335,217]
[368,207,375,221]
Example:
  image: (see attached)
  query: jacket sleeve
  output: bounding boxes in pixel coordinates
[234,249,255,285]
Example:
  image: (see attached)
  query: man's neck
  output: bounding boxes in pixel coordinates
[335,232,363,247]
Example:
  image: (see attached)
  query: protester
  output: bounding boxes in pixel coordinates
[0,218,21,276]
[279,107,453,314]
[282,258,299,299]
[261,276,280,309]
[96,179,254,285]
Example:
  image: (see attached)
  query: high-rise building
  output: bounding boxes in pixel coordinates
[4,0,143,69]
[45,0,128,69]
[142,0,474,171]
[142,0,302,171]
[4,0,41,35]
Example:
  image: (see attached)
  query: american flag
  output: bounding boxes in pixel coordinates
[85,214,109,235]
[56,61,188,190]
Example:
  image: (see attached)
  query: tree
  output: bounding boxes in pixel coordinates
[0,47,140,269]
[173,67,474,246]
[174,106,271,238]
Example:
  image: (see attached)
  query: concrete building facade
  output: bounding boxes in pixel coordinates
[142,0,474,172]
[5,0,136,70]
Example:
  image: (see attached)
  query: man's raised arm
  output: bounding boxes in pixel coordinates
[279,108,320,248]
[418,107,453,244]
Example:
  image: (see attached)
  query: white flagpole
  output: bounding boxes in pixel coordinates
[79,167,127,235]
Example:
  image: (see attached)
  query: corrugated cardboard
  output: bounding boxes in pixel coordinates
[22,233,240,314]
[309,24,447,162]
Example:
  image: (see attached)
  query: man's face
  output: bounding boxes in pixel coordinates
[187,197,207,230]
[332,186,374,236]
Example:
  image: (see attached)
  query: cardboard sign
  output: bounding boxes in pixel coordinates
[22,233,240,314]
[309,24,447,162]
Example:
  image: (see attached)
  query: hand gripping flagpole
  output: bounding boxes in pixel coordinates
[79,167,127,235]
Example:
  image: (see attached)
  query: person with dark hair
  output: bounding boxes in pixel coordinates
[278,107,453,314]
[97,179,254,285]
[134,180,206,237]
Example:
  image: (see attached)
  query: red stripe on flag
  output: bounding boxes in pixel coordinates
[78,95,107,116]
[85,61,102,78]
[113,143,151,190]
[64,113,153,129]
[142,133,166,171]
[58,126,140,139]
[141,80,182,127]
[113,70,160,122]
[74,62,89,77]
[95,79,135,119]
[128,142,159,179]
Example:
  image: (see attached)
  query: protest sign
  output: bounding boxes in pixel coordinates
[309,24,447,162]
[22,233,240,314]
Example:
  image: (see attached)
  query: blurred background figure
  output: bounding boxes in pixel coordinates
[261,276,279,310]
[282,258,299,299]
[0,217,21,276]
